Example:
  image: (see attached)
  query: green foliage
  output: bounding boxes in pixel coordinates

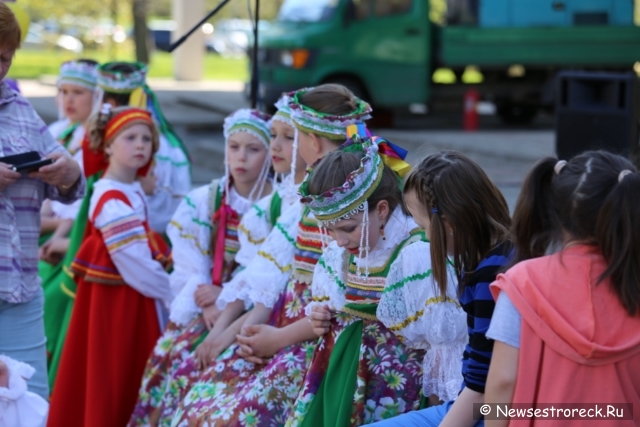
[20,0,131,23]
[8,48,249,80]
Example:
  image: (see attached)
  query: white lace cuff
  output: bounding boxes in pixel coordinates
[216,270,252,310]
[168,274,208,326]
[422,342,466,402]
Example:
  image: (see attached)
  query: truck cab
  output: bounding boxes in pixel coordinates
[258,0,431,111]
[258,0,640,123]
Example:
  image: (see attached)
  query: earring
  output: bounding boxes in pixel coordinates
[380,223,386,240]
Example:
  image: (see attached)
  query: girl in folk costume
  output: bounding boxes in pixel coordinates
[189,95,308,369]
[167,84,372,427]
[369,152,513,427]
[287,138,467,427]
[485,153,640,427]
[47,105,172,427]
[38,60,99,391]
[41,61,191,391]
[40,59,98,251]
[97,61,191,234]
[128,108,274,426]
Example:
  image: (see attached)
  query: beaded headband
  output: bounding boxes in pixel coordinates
[222,108,273,202]
[223,108,272,149]
[97,62,147,94]
[272,95,293,127]
[287,87,372,140]
[300,137,383,225]
[57,60,98,91]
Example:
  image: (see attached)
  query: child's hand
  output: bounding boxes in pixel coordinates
[202,304,221,330]
[194,285,221,308]
[138,170,157,195]
[309,304,332,336]
[236,325,281,362]
[0,359,8,388]
[194,333,221,371]
[39,237,70,265]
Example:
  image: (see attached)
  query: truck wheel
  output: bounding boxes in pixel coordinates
[497,103,538,125]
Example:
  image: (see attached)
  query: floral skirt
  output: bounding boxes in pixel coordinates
[286,309,425,427]
[166,278,315,427]
[128,316,208,426]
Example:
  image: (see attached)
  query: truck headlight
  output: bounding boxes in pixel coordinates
[280,49,311,69]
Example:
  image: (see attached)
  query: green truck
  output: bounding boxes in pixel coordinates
[257,0,640,123]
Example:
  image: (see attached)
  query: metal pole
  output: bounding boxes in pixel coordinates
[168,0,233,52]
[250,0,260,109]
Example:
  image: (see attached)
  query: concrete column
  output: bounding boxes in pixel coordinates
[172,0,204,81]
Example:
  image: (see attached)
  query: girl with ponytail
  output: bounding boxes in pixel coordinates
[484,151,640,427]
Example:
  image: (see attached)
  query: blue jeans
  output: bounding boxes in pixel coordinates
[0,288,49,399]
[367,401,485,427]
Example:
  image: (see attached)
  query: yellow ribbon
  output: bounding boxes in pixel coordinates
[6,3,30,43]
[129,87,148,109]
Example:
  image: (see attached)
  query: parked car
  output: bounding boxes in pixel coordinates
[22,22,84,53]
[206,19,270,57]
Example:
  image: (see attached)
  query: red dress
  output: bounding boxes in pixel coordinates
[48,189,171,427]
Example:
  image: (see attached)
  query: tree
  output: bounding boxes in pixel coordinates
[132,0,149,63]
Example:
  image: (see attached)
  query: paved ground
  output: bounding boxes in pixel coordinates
[19,78,557,213]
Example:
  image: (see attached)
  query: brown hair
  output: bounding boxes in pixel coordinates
[403,151,511,295]
[512,150,640,316]
[87,106,160,155]
[0,3,21,51]
[308,150,402,217]
[298,84,360,145]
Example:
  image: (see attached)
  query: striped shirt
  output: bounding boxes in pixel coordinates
[0,81,85,303]
[459,242,513,393]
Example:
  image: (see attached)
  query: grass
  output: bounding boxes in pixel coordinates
[8,47,249,81]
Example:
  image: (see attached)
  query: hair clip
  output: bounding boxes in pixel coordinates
[618,169,633,183]
[431,207,439,214]
[554,160,567,175]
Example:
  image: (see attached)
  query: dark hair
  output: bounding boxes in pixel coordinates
[101,62,140,106]
[512,150,640,316]
[308,150,402,217]
[77,58,99,67]
[403,151,511,295]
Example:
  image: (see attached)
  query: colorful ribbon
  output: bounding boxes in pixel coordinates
[211,199,238,286]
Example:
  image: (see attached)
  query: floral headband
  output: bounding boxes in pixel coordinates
[97,62,147,94]
[300,137,383,225]
[287,87,372,141]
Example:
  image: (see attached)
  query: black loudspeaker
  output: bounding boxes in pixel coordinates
[555,71,640,167]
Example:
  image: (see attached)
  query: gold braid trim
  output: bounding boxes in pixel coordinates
[341,306,378,321]
[239,223,266,245]
[258,250,292,273]
[389,296,459,332]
